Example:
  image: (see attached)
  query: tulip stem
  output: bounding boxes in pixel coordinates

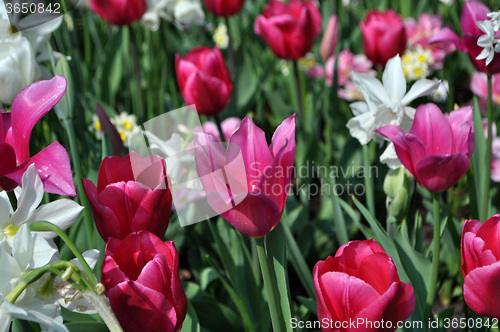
[63,118,94,250]
[225,17,236,79]
[29,221,98,287]
[426,193,441,318]
[292,60,304,118]
[255,237,285,332]
[482,74,493,221]
[362,144,375,216]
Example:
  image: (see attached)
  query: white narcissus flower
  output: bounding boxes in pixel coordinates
[0,224,65,332]
[0,2,62,104]
[476,19,500,66]
[0,164,83,242]
[346,55,440,168]
[141,0,205,31]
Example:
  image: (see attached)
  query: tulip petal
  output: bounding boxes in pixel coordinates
[10,76,67,163]
[428,27,467,52]
[108,281,178,332]
[0,142,18,179]
[182,71,231,116]
[358,252,400,294]
[97,155,135,193]
[414,152,470,192]
[218,192,281,238]
[6,141,75,196]
[254,16,289,59]
[463,261,500,319]
[102,255,129,294]
[448,106,474,157]
[476,215,500,260]
[411,103,452,155]
[229,117,274,189]
[136,254,170,295]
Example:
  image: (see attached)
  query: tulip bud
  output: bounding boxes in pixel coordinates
[384,167,414,223]
[320,15,338,60]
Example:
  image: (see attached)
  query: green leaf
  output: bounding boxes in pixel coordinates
[180,301,201,332]
[53,56,75,121]
[66,322,108,332]
[471,96,487,220]
[266,224,293,332]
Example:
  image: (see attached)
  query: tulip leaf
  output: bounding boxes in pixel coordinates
[53,56,75,121]
[11,319,35,332]
[65,322,108,332]
[470,96,487,220]
[180,301,200,332]
[265,223,293,332]
[352,196,410,282]
[236,53,258,112]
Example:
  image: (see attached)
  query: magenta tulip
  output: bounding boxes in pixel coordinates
[89,0,147,26]
[376,103,474,193]
[195,115,295,238]
[202,0,246,17]
[0,76,75,196]
[429,1,500,74]
[102,231,187,332]
[176,47,232,116]
[461,215,500,318]
[360,9,407,67]
[314,239,415,331]
[254,0,322,60]
[82,151,172,241]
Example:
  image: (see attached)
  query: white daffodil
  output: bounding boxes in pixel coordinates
[476,19,500,66]
[0,2,62,104]
[141,0,205,31]
[347,55,440,168]
[0,164,83,241]
[0,224,65,332]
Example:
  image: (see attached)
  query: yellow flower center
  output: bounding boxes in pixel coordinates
[94,120,101,131]
[120,132,126,141]
[3,223,20,237]
[402,54,410,64]
[9,25,18,34]
[413,68,422,78]
[418,54,426,63]
[123,121,132,130]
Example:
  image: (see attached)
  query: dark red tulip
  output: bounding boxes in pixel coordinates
[202,0,246,17]
[102,231,187,332]
[254,0,322,60]
[176,47,232,116]
[82,151,172,241]
[89,0,147,26]
[360,9,407,67]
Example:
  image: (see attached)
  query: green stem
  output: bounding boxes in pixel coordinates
[292,60,304,119]
[224,17,236,79]
[255,237,284,332]
[362,144,375,217]
[63,118,94,250]
[7,190,17,211]
[482,74,493,221]
[29,221,98,286]
[426,193,441,318]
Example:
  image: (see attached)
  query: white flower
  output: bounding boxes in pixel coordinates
[347,55,440,168]
[213,23,229,49]
[141,0,205,31]
[476,19,500,66]
[487,11,500,31]
[0,164,83,241]
[401,46,434,81]
[0,2,61,104]
[431,79,449,103]
[111,112,138,146]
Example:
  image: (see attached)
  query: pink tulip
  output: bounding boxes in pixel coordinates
[202,0,246,17]
[89,0,147,26]
[254,0,322,60]
[360,9,407,67]
[471,72,500,107]
[201,117,241,142]
[0,76,75,196]
[376,103,474,193]
[176,47,232,116]
[82,151,172,241]
[320,15,338,60]
[461,215,500,318]
[195,115,295,238]
[429,1,500,74]
[325,49,376,87]
[102,231,187,332]
[404,14,457,69]
[314,239,415,331]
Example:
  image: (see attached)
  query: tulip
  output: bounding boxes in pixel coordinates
[429,1,500,74]
[314,239,415,331]
[0,76,75,196]
[89,0,147,26]
[82,151,172,241]
[471,72,500,107]
[461,215,500,318]
[102,231,187,332]
[320,15,338,60]
[201,117,241,141]
[176,46,232,116]
[360,9,407,67]
[376,103,474,193]
[202,0,245,17]
[254,0,322,60]
[195,115,295,238]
